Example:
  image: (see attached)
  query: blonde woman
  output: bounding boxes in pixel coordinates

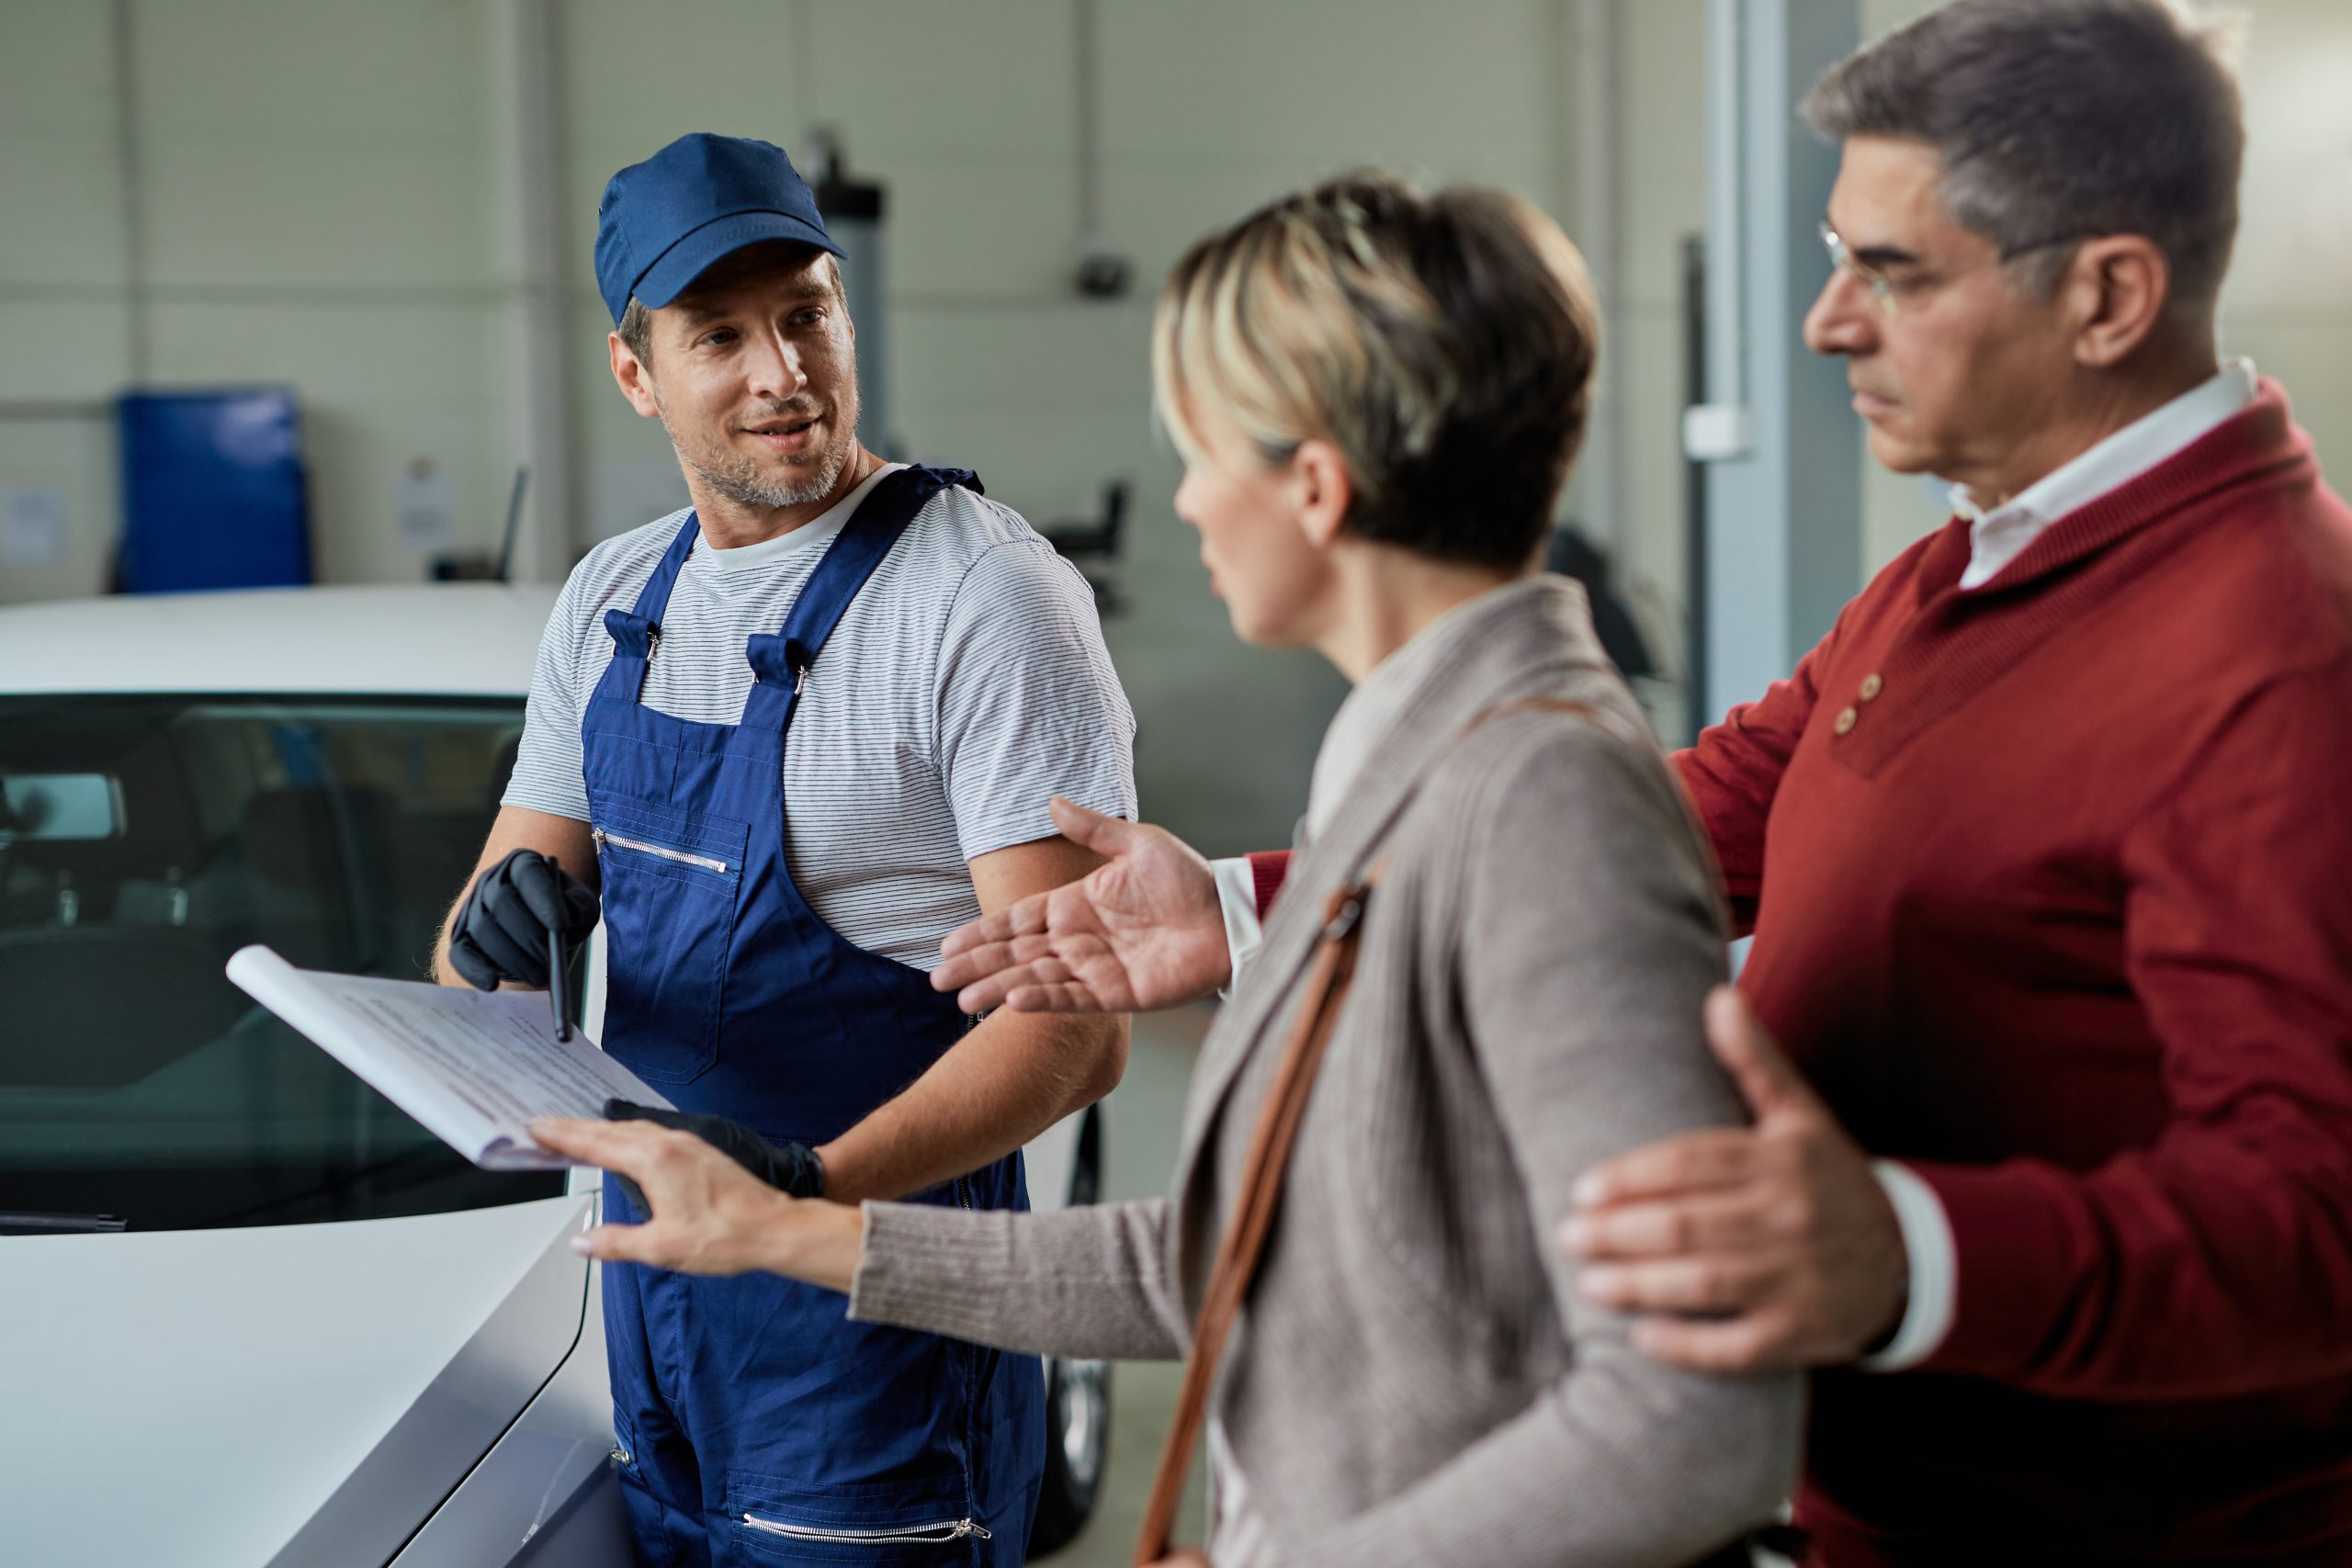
[537,172,1799,1568]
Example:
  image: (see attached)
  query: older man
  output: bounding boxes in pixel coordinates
[1560,2,2352,1559]
[922,3,2352,1562]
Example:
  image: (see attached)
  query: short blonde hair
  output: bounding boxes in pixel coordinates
[1152,171,1600,567]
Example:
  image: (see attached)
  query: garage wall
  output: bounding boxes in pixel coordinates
[2211,2,2352,536]
[0,0,504,598]
[0,0,1600,852]
[1611,0,1712,740]
[554,0,1599,849]
[6,0,2340,841]
[0,6,129,607]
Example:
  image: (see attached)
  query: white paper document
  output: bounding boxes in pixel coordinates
[226,944,672,1169]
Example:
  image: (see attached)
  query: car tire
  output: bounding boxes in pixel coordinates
[1027,1107,1109,1559]
[1030,1354,1111,1558]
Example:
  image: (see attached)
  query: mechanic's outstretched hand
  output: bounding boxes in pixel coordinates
[531,1115,862,1287]
[1560,986,1910,1372]
[930,797,1228,1014]
[447,848,599,991]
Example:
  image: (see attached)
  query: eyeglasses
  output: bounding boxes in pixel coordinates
[1817,219,2091,316]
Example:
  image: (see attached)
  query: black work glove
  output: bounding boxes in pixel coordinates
[447,848,599,991]
[601,1099,826,1219]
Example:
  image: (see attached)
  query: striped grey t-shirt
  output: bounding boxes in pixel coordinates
[503,464,1136,970]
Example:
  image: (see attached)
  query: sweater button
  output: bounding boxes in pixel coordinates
[1858,672,1883,702]
[1834,705,1858,736]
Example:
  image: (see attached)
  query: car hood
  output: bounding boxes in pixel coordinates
[0,1195,594,1568]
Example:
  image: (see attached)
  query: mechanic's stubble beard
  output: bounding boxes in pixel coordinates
[654,377,860,513]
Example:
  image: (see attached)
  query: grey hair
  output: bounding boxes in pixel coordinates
[1800,0,2247,314]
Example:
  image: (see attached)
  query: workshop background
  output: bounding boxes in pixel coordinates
[3,5,2349,1561]
[4,0,2349,851]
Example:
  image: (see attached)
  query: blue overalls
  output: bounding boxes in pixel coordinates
[582,466,1044,1567]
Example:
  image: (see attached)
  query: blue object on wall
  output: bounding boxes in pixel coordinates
[118,389,312,593]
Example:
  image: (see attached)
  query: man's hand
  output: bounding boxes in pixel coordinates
[530,1116,864,1290]
[447,848,599,990]
[1560,987,1909,1371]
[930,798,1228,1013]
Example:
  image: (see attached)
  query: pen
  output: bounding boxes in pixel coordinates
[548,925,571,1043]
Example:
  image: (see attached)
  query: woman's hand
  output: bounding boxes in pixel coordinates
[530,1116,865,1290]
[930,797,1229,1013]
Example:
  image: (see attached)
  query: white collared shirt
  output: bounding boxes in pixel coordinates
[1951,358,2258,590]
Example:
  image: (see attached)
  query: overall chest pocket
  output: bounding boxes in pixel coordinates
[592,799,750,1084]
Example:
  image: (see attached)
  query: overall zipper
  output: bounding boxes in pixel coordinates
[741,1515,991,1545]
[592,826,729,875]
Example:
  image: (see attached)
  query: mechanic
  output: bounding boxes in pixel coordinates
[433,132,1135,1565]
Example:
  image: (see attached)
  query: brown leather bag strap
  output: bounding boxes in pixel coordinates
[1133,883,1373,1565]
[1132,695,1632,1564]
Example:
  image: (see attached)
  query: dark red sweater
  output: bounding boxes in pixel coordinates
[1245,384,2352,1562]
[1679,384,2352,1563]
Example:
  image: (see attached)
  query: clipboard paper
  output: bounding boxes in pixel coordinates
[226,944,671,1170]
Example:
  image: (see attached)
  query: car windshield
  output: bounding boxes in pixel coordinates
[0,694,565,1231]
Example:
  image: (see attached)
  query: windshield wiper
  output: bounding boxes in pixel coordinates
[0,1210,130,1235]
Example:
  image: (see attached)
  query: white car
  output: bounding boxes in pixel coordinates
[0,584,1110,1567]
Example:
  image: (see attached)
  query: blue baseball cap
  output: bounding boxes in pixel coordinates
[594,133,845,325]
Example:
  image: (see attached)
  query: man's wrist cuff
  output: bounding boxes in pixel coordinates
[1860,1159,1957,1371]
[1210,855,1263,998]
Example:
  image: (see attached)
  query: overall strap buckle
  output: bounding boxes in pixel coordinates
[605,608,661,660]
[745,633,817,694]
